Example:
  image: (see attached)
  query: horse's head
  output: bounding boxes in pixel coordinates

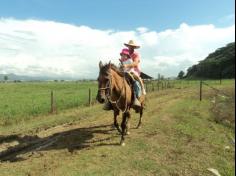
[96,61,112,104]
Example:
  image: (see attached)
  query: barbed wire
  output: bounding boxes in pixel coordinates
[202,81,230,97]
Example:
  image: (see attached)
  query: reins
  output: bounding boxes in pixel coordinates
[99,68,128,113]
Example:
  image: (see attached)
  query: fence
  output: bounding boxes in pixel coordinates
[199,80,231,101]
[1,79,228,124]
[49,80,176,113]
[0,80,180,121]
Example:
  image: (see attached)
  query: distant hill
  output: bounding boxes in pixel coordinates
[185,42,235,79]
[0,73,74,81]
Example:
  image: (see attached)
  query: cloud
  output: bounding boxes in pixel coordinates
[0,18,235,79]
[219,13,235,24]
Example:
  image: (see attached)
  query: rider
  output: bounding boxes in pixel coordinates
[103,40,145,110]
[119,48,142,108]
[123,40,146,96]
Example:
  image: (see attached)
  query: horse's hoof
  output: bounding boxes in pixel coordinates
[126,131,130,135]
[121,142,125,146]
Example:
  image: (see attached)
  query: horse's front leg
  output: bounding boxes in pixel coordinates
[120,112,127,146]
[113,109,121,134]
[137,106,143,129]
[120,111,131,146]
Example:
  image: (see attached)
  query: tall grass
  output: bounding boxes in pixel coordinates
[210,86,235,129]
[0,81,98,125]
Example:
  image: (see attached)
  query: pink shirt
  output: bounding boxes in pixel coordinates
[130,52,141,76]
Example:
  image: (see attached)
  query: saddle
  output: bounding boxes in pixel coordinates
[124,72,135,85]
[124,72,142,98]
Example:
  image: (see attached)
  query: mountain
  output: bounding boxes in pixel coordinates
[185,42,235,79]
[0,73,74,81]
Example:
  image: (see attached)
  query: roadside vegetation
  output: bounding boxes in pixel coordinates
[0,80,234,176]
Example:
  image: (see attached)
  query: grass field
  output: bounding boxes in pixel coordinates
[0,81,98,125]
[0,80,234,176]
[0,79,232,126]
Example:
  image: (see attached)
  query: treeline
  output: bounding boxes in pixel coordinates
[179,42,235,79]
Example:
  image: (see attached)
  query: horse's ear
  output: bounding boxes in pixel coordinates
[99,61,103,69]
[108,60,111,68]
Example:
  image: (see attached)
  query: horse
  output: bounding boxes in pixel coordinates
[96,61,145,146]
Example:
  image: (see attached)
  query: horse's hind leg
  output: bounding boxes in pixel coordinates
[120,112,127,146]
[113,110,121,134]
[137,106,143,129]
[126,111,131,135]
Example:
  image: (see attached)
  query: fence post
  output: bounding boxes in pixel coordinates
[200,80,203,101]
[51,90,56,113]
[89,88,92,106]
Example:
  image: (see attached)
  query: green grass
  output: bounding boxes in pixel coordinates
[0,83,235,176]
[0,81,98,125]
[0,79,234,126]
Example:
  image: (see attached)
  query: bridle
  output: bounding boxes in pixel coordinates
[98,74,112,97]
[98,68,128,113]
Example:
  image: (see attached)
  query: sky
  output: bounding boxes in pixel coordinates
[0,0,235,79]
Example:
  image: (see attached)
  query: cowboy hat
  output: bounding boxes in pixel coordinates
[124,40,140,49]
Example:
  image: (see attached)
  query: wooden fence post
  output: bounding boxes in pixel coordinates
[200,80,203,101]
[89,88,92,106]
[51,91,56,113]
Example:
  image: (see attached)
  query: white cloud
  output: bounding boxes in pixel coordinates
[0,18,235,79]
[219,13,235,24]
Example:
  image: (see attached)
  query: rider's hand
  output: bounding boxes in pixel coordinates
[122,64,127,68]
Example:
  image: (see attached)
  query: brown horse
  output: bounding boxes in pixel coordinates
[96,61,145,146]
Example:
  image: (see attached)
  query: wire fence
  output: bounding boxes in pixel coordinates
[199,80,233,101]
[0,79,231,125]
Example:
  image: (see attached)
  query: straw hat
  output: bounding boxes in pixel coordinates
[124,40,140,49]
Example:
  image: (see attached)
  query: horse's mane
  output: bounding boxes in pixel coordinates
[101,63,124,77]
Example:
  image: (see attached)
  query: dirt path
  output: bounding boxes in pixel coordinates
[0,88,234,176]
[0,88,184,162]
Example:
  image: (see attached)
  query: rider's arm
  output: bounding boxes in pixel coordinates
[124,54,140,68]
[124,60,139,68]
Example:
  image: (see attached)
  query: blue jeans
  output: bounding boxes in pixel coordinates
[133,80,142,98]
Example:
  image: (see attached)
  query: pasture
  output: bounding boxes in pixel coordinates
[0,79,235,176]
[0,81,98,125]
[0,79,230,126]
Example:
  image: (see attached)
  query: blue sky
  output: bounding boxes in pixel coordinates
[0,0,234,31]
[0,0,235,78]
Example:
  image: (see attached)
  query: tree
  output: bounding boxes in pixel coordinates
[177,71,185,79]
[157,73,161,80]
[185,42,235,79]
[4,75,8,82]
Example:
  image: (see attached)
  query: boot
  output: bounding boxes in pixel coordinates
[142,88,146,95]
[103,101,113,111]
[133,97,141,107]
[132,97,141,112]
